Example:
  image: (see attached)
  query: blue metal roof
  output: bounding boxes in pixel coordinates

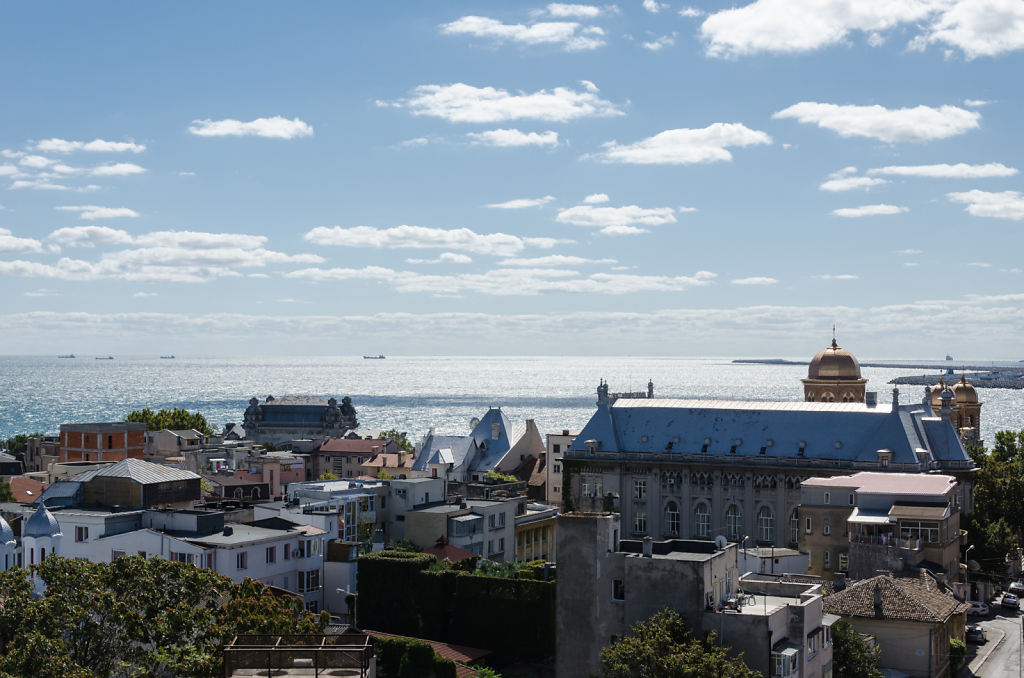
[412,435,476,471]
[569,398,971,465]
[469,408,514,472]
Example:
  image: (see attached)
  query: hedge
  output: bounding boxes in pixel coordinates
[374,637,464,678]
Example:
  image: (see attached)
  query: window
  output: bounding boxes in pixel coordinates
[805,517,812,534]
[758,507,775,543]
[553,444,561,454]
[284,543,291,560]
[75,526,89,542]
[633,479,647,500]
[306,600,318,613]
[726,505,742,540]
[498,512,506,527]
[488,514,496,529]
[790,512,799,545]
[553,463,561,473]
[665,501,680,535]
[848,493,855,505]
[824,492,830,504]
[823,518,831,536]
[695,502,710,538]
[488,540,495,554]
[583,482,601,498]
[839,553,848,571]
[111,549,126,561]
[498,537,504,553]
[237,552,248,570]
[266,546,276,564]
[634,511,647,534]
[171,551,190,564]
[612,579,625,601]
[823,550,831,569]
[299,569,320,592]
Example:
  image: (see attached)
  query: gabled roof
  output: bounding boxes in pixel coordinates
[569,398,972,466]
[823,573,970,623]
[72,458,200,484]
[412,435,476,471]
[9,476,46,503]
[469,408,514,472]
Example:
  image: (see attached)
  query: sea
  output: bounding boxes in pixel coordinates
[1,355,1021,447]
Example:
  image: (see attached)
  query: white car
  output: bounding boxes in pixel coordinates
[1001,593,1020,610]
[967,601,990,616]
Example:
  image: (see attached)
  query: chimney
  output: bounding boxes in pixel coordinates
[642,536,653,558]
[873,581,884,616]
[865,392,877,407]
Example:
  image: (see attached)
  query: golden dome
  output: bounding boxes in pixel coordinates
[807,338,863,380]
[953,374,979,404]
[929,379,949,407]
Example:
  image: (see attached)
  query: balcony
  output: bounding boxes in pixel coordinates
[850,534,922,550]
[223,633,374,678]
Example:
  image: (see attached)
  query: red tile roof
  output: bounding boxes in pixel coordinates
[318,438,398,454]
[824,572,970,623]
[9,476,46,503]
[424,540,480,563]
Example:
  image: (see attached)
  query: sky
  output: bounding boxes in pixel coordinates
[1,1,1023,358]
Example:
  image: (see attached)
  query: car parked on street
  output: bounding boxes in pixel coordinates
[1001,592,1019,610]
[967,601,990,616]
[1009,581,1024,596]
[966,625,987,643]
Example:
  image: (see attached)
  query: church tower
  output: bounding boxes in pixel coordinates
[802,338,868,403]
[930,374,983,447]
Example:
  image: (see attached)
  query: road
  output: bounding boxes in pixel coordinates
[974,610,1022,678]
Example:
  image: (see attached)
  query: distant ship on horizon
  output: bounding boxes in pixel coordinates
[160,355,175,359]
[363,354,386,360]
[57,354,75,359]
[95,356,114,360]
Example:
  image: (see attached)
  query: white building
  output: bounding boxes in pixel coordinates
[545,429,578,506]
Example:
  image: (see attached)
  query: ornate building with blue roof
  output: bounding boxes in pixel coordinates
[565,341,976,555]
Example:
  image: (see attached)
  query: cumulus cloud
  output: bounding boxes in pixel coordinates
[486,196,556,209]
[544,3,607,18]
[188,116,314,139]
[286,265,717,296]
[498,254,617,267]
[679,7,704,17]
[897,249,924,255]
[405,252,473,265]
[48,226,135,248]
[0,228,43,253]
[773,102,980,143]
[523,236,574,248]
[813,274,860,280]
[56,205,139,220]
[90,163,147,176]
[0,164,18,176]
[556,204,678,234]
[642,0,667,12]
[831,204,909,217]
[304,224,531,257]
[392,83,623,123]
[867,162,1018,178]
[583,193,610,203]
[35,138,146,154]
[20,155,54,169]
[467,129,559,147]
[133,291,159,297]
[819,173,889,191]
[947,189,1024,220]
[964,99,992,107]
[913,0,1024,59]
[731,276,777,285]
[642,34,676,50]
[440,15,607,50]
[596,122,771,164]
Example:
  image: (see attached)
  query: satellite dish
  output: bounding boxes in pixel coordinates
[715,535,728,550]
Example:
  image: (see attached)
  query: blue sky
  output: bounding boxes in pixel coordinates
[1,1,1023,357]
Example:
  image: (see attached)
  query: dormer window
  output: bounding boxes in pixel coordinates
[491,422,500,439]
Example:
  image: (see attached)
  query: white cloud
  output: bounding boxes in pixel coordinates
[915,0,1024,59]
[642,0,667,12]
[963,99,992,107]
[556,204,678,234]
[831,204,909,217]
[9,179,72,191]
[904,262,920,267]
[731,276,778,285]
[286,265,717,296]
[467,129,559,147]
[947,189,1024,220]
[544,3,606,18]
[35,138,146,154]
[679,7,704,17]
[580,79,599,92]
[304,224,531,256]
[897,249,924,255]
[394,83,623,123]
[583,193,610,204]
[406,252,474,265]
[20,155,55,169]
[487,196,556,209]
[819,175,888,192]
[813,274,860,280]
[396,137,431,148]
[0,227,43,253]
[0,164,18,176]
[867,162,1018,178]
[90,163,147,176]
[133,291,159,297]
[596,122,771,164]
[48,226,135,248]
[179,170,196,176]
[56,205,140,220]
[440,15,606,50]
[523,236,574,248]
[642,34,676,50]
[498,254,616,266]
[188,116,314,139]
[773,102,980,143]
[967,261,992,267]
[24,288,61,297]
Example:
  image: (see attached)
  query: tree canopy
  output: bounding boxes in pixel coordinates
[378,428,414,454]
[965,428,1024,571]
[830,619,881,678]
[600,609,759,678]
[2,432,43,454]
[0,555,326,678]
[125,408,213,436]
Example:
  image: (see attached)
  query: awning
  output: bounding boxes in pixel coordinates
[451,514,481,523]
[888,504,949,520]
[847,508,892,525]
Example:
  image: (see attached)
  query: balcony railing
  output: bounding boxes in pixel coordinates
[850,534,922,550]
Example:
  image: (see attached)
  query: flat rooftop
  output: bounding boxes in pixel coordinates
[802,471,956,495]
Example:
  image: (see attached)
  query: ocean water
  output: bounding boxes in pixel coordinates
[0,355,1020,447]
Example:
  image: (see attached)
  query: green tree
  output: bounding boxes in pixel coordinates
[125,407,213,436]
[2,432,43,454]
[831,619,881,678]
[0,555,325,678]
[600,609,759,678]
[949,637,966,673]
[378,429,414,454]
[318,471,339,480]
[0,480,13,503]
[964,429,1024,571]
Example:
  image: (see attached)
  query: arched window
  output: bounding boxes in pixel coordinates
[822,392,835,402]
[695,502,710,538]
[790,510,799,545]
[726,504,742,540]
[758,506,775,543]
[823,518,831,536]
[665,501,680,536]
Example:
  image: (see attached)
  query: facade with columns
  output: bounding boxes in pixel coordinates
[566,342,976,551]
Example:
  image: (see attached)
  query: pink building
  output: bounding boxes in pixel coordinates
[233,454,306,498]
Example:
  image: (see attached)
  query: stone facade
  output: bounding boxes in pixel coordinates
[242,395,358,445]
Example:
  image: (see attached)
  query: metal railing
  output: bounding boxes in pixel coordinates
[223,634,374,678]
